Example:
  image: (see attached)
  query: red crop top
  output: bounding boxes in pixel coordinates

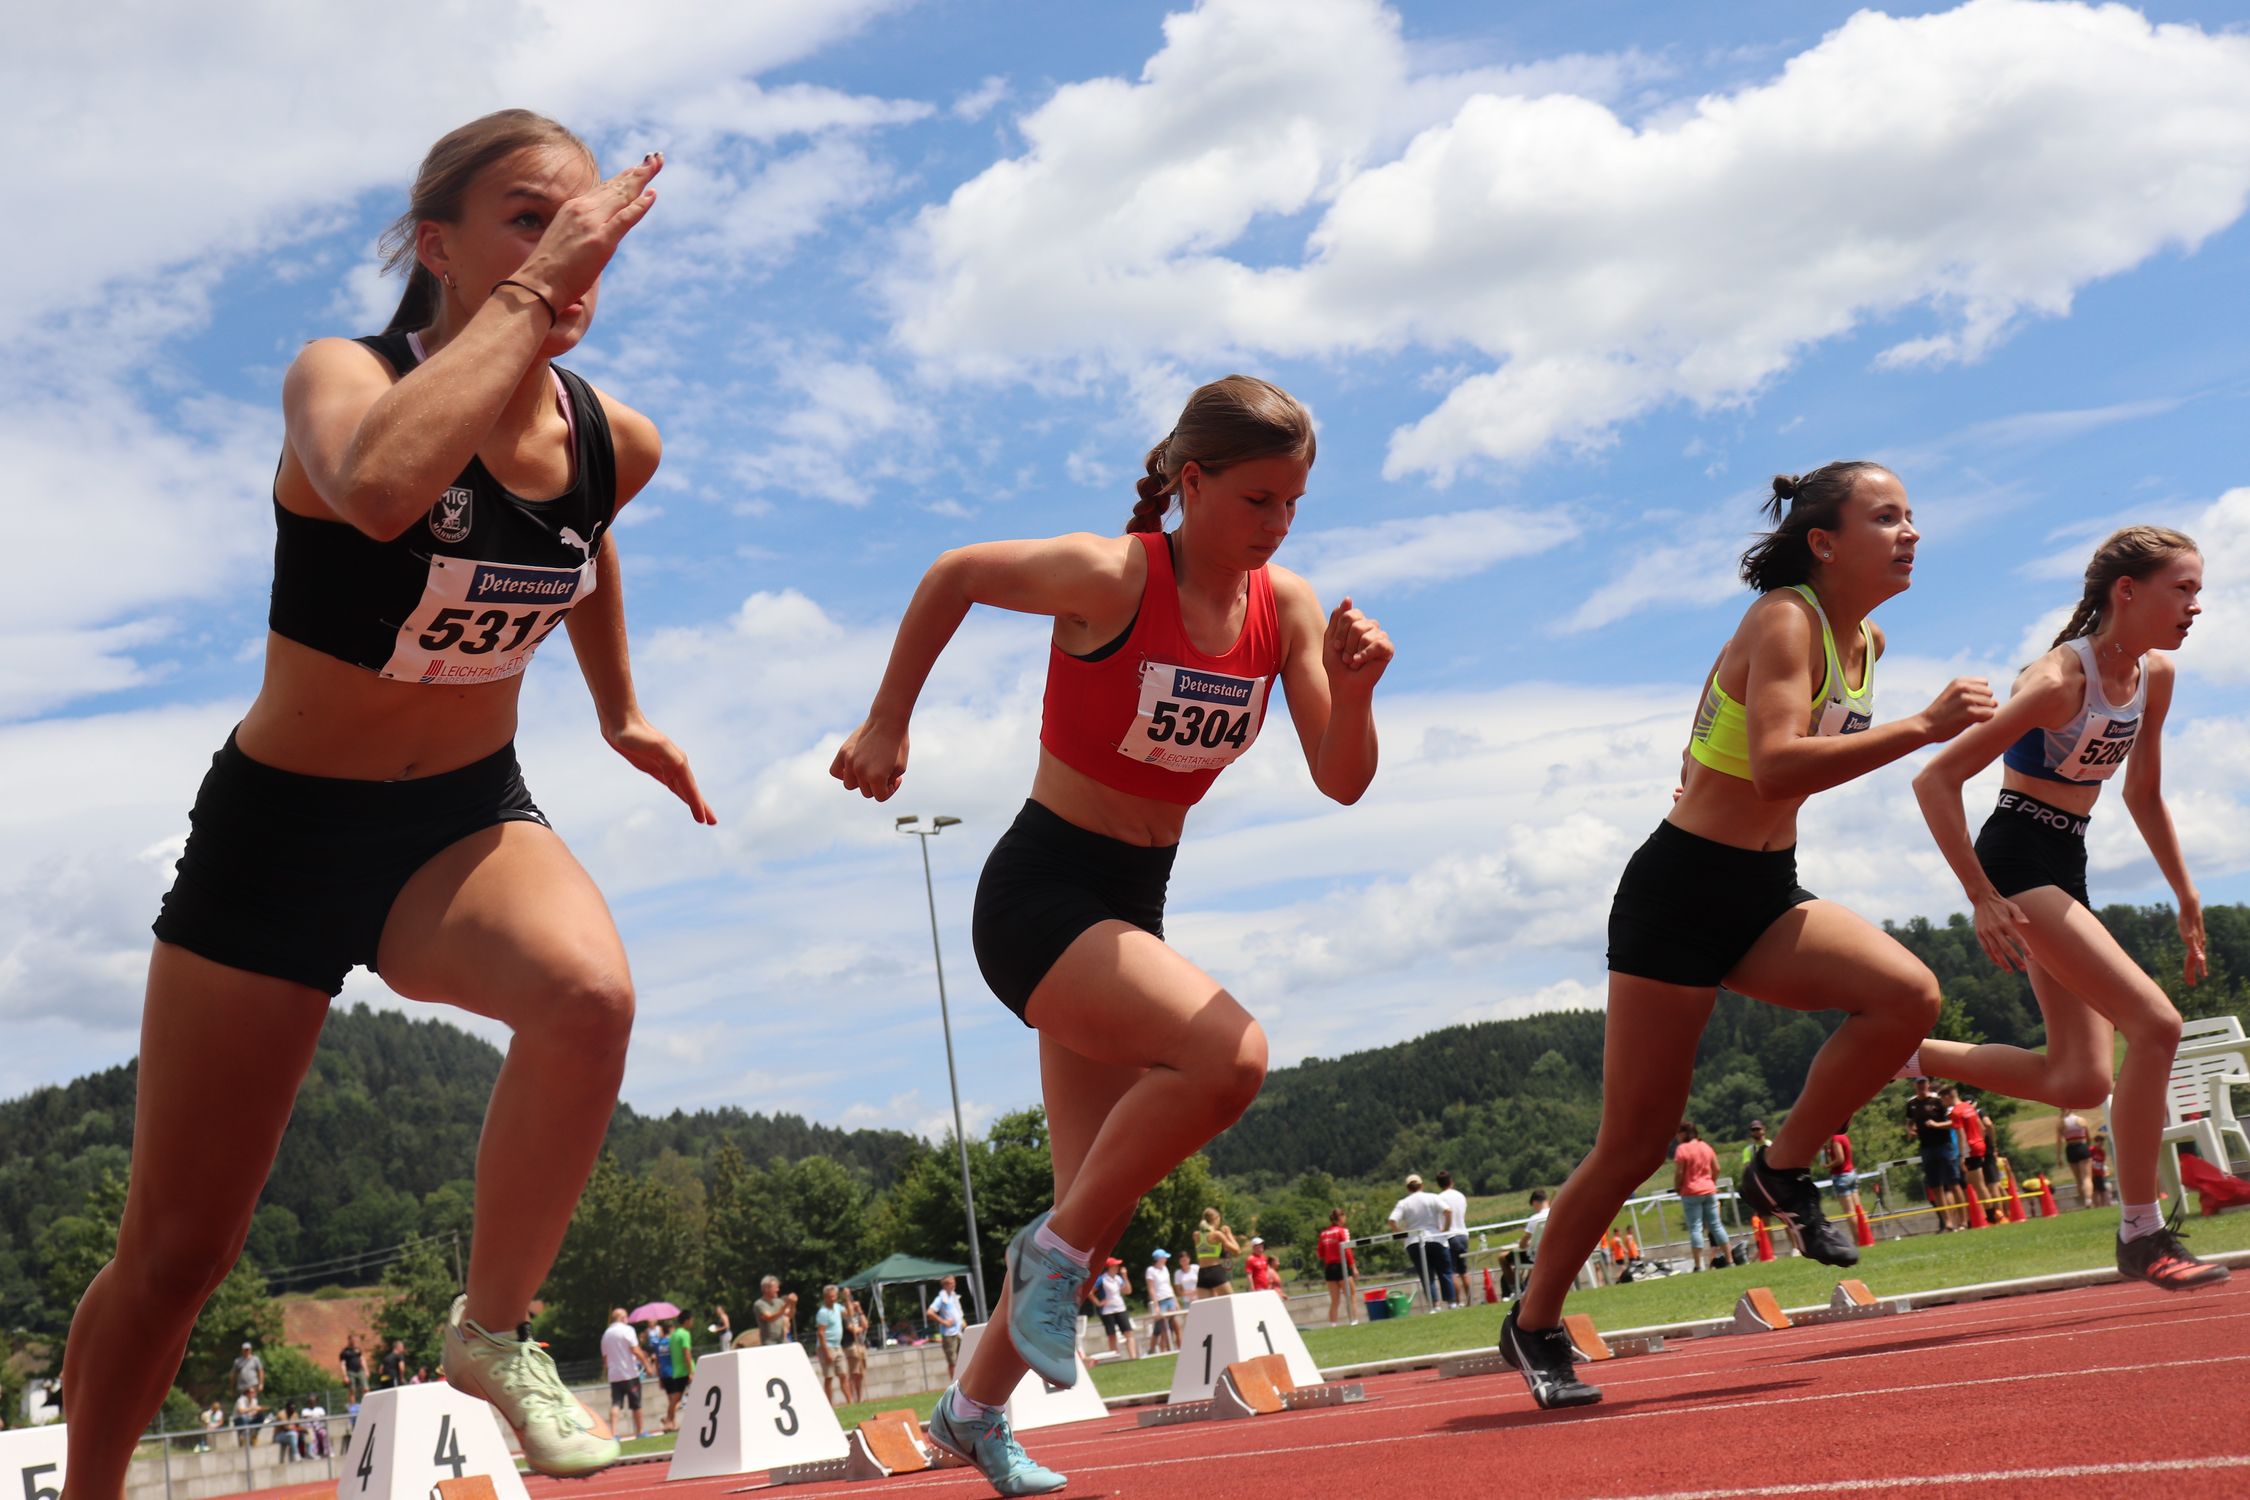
[1039,529,1283,806]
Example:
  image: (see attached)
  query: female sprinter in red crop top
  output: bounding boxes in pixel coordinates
[832,376,1391,1495]
[60,111,709,1495]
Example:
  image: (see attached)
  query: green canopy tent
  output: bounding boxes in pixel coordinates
[843,1253,972,1348]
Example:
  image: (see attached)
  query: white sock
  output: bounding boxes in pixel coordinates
[1032,1219,1091,1268]
[947,1387,1001,1422]
[2119,1202,2163,1242]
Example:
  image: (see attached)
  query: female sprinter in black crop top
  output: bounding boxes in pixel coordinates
[59,111,710,1492]
[830,376,1391,1496]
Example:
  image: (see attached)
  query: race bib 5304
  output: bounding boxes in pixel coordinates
[1116,661,1269,773]
[380,557,592,685]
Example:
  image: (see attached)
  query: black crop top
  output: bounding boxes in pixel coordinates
[267,330,617,685]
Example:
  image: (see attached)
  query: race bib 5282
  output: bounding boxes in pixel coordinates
[1116,662,1268,774]
[380,557,592,686]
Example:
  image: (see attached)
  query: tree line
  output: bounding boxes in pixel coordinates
[2,900,2239,1412]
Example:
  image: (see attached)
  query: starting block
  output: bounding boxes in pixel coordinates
[1732,1286,1793,1333]
[433,1481,498,1500]
[1138,1356,1365,1427]
[769,1412,962,1487]
[1561,1314,1609,1362]
[1784,1279,1902,1328]
[1438,1326,1664,1380]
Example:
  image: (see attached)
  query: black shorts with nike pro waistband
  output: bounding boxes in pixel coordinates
[1973,789,2091,908]
[972,799,1176,1023]
[152,729,548,996]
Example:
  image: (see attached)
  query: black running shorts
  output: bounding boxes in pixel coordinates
[1974,790,2090,908]
[152,729,548,995]
[1606,821,1817,987]
[971,799,1175,1022]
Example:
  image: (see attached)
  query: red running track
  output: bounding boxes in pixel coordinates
[251,1279,2250,1500]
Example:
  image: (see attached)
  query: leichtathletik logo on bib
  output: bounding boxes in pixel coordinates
[428,487,474,544]
[1116,661,1268,773]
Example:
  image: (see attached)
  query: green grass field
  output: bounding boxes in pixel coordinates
[603,1205,2249,1451]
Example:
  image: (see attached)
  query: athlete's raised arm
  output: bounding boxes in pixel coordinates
[283,154,663,541]
[1740,600,1992,801]
[1911,654,2079,970]
[1272,570,1393,804]
[831,532,1142,800]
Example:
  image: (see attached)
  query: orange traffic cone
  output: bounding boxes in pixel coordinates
[1751,1215,1775,1262]
[1482,1266,1498,1305]
[1852,1200,1875,1247]
[2038,1175,2060,1217]
[2005,1172,2028,1222]
[1964,1184,1989,1228]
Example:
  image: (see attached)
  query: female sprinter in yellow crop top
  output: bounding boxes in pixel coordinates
[1499,462,1996,1411]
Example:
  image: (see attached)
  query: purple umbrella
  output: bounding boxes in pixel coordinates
[628,1300,681,1322]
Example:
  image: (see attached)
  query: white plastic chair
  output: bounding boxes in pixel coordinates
[2160,1047,2250,1199]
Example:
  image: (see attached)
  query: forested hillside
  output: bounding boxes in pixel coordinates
[5,901,2241,1367]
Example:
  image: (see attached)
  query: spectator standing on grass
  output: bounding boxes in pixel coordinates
[1827,1122,1860,1217]
[843,1294,869,1403]
[813,1286,846,1406]
[1387,1173,1448,1311]
[658,1315,694,1432]
[1317,1209,1359,1325]
[926,1275,965,1376]
[1094,1260,1138,1360]
[1673,1123,1732,1271]
[1974,1098,2006,1209]
[1173,1251,1199,1311]
[1434,1171,1471,1309]
[338,1334,367,1401]
[1195,1208,1242,1296]
[1740,1119,1768,1172]
[379,1339,408,1390]
[1908,1077,1967,1230]
[753,1277,794,1348]
[2091,1130,2113,1207]
[1244,1237,1284,1294]
[2058,1108,2096,1208]
[601,1307,653,1440]
[1944,1085,1992,1220]
[1144,1251,1179,1352]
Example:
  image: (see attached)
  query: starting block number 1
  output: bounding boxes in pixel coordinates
[666,1346,847,1480]
[1168,1291,1321,1402]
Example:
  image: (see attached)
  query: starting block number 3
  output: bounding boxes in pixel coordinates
[666,1346,847,1480]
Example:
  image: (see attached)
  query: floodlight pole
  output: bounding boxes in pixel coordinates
[899,815,989,1323]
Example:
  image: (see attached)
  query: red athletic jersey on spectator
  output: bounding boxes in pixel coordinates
[1829,1133,1855,1172]
[1317,1225,1350,1264]
[1949,1101,1985,1154]
[1245,1253,1280,1290]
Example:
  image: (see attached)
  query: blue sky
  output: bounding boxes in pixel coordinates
[5,0,2249,1138]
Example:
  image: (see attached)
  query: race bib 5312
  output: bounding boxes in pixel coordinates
[380,557,592,686]
[1116,661,1269,774]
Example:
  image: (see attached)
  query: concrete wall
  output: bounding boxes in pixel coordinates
[126,1421,348,1500]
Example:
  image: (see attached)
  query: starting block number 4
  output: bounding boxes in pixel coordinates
[342,1384,528,1500]
[955,1325,1109,1431]
[1167,1290,1320,1402]
[666,1345,847,1480]
[0,1423,66,1500]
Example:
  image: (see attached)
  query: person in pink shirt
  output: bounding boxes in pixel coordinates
[1672,1122,1731,1270]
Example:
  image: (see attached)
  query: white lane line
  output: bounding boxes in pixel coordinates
[1599,1453,2250,1499]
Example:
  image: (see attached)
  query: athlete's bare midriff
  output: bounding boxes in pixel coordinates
[1028,748,1192,848]
[235,632,526,781]
[1666,763,1806,854]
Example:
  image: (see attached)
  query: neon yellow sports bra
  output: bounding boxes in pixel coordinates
[1688,584,1875,780]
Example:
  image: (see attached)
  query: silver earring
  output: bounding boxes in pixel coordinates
[441,271,456,290]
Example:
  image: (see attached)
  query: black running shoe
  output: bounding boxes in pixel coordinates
[2117,1204,2231,1292]
[1498,1302,1601,1410]
[1741,1146,1859,1267]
